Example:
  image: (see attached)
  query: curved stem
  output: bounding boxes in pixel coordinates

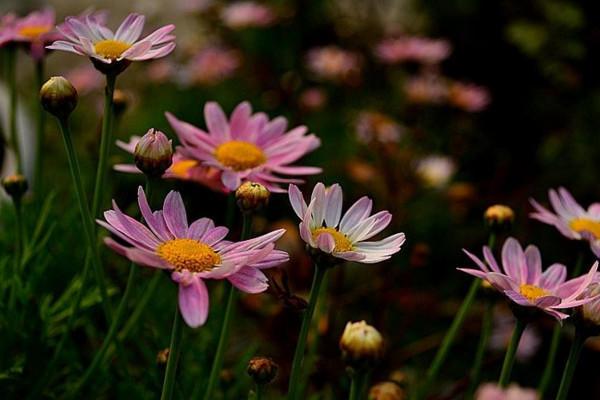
[465,299,494,399]
[34,59,45,193]
[160,303,184,400]
[254,384,264,400]
[537,325,561,397]
[287,265,327,400]
[498,318,526,387]
[7,46,22,173]
[118,271,162,341]
[555,328,586,400]
[9,198,24,310]
[56,117,112,323]
[91,74,116,218]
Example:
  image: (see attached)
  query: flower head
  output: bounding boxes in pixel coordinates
[475,382,538,400]
[236,181,270,213]
[98,187,288,327]
[166,101,321,192]
[375,36,451,65]
[306,46,362,84]
[40,76,78,119]
[289,182,405,264]
[355,111,404,145]
[134,129,173,176]
[48,13,175,75]
[459,237,599,321]
[368,381,405,400]
[2,174,28,199]
[1,9,61,60]
[220,2,276,29]
[415,155,456,188]
[485,204,515,230]
[448,82,490,112]
[247,356,279,385]
[185,46,241,85]
[581,283,600,327]
[530,187,600,258]
[340,320,385,368]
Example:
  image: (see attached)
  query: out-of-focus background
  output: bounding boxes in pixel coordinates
[1,0,600,398]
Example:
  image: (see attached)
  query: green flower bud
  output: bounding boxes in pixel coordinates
[40,76,78,119]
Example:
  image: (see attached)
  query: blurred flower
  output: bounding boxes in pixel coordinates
[146,59,177,83]
[415,155,456,188]
[98,187,289,327]
[340,320,385,368]
[485,204,515,231]
[459,237,599,322]
[306,46,362,84]
[220,1,276,29]
[448,82,490,112]
[134,128,173,177]
[166,101,321,192]
[177,0,214,13]
[49,13,175,75]
[289,182,405,263]
[2,174,28,199]
[3,9,62,60]
[114,135,226,192]
[475,382,538,400]
[530,187,600,258]
[404,74,447,105]
[247,356,279,385]
[489,311,541,361]
[64,64,104,95]
[298,87,328,112]
[369,381,406,400]
[356,111,404,144]
[375,36,451,65]
[185,46,241,85]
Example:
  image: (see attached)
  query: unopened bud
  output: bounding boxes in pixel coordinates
[340,321,384,369]
[134,129,173,177]
[484,205,514,231]
[580,284,600,333]
[236,182,270,213]
[369,381,406,400]
[2,174,28,199]
[247,356,279,385]
[156,348,170,364]
[40,76,78,119]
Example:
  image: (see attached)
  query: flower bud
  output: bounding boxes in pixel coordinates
[40,76,78,119]
[112,89,130,117]
[156,348,170,364]
[484,205,514,231]
[340,320,384,369]
[236,182,270,213]
[368,381,406,400]
[580,284,600,329]
[134,129,173,177]
[247,356,279,385]
[2,174,28,199]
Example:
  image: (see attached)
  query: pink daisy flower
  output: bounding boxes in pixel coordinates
[220,1,276,29]
[288,182,405,263]
[448,81,490,112]
[306,46,363,84]
[459,237,599,321]
[0,9,61,60]
[530,187,600,258]
[375,36,451,65]
[165,101,321,193]
[114,135,226,193]
[48,13,175,73]
[98,187,289,327]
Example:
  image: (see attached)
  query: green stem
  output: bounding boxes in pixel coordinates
[349,370,369,400]
[255,384,264,400]
[465,300,494,399]
[287,265,327,400]
[6,46,22,173]
[56,117,112,323]
[203,282,239,400]
[160,303,184,400]
[118,271,161,341]
[555,328,586,400]
[8,198,24,310]
[498,318,526,387]
[537,325,561,397]
[91,74,116,218]
[34,59,45,193]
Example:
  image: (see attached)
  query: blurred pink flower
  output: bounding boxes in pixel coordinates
[114,135,226,193]
[1,9,61,60]
[220,1,276,29]
[306,46,362,84]
[375,36,451,65]
[404,74,448,105]
[489,311,540,361]
[415,155,456,188]
[186,46,241,85]
[99,187,288,327]
[459,237,599,322]
[355,111,404,144]
[530,187,600,258]
[64,64,104,94]
[166,101,321,192]
[146,59,177,83]
[448,82,490,112]
[289,182,405,263]
[298,87,328,111]
[475,382,538,400]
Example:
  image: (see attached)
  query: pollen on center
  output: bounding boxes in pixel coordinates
[519,284,549,302]
[18,25,52,39]
[569,218,600,239]
[215,140,267,171]
[156,238,221,272]
[312,227,353,252]
[94,39,132,60]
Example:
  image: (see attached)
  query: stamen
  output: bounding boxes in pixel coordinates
[170,160,198,178]
[215,141,267,171]
[312,227,353,252]
[570,218,600,239]
[18,25,52,39]
[94,39,132,60]
[519,284,549,302]
[156,238,221,272]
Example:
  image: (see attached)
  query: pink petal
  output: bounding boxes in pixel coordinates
[228,267,269,293]
[178,277,209,328]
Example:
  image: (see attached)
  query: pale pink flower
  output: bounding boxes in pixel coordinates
[415,155,456,188]
[220,1,276,29]
[64,64,104,94]
[475,382,538,400]
[375,36,451,65]
[99,187,288,327]
[1,9,61,60]
[404,74,448,105]
[530,187,600,258]
[289,182,405,263]
[186,46,241,85]
[459,237,599,322]
[355,111,404,144]
[448,81,490,112]
[306,46,362,84]
[166,101,321,192]
[298,87,328,111]
[489,311,540,361]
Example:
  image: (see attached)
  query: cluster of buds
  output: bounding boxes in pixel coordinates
[340,320,385,369]
[134,129,173,177]
[236,181,270,214]
[247,356,279,386]
[40,76,78,119]
[484,204,514,232]
[1,174,28,200]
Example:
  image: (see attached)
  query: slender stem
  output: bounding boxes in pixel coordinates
[91,74,116,218]
[6,46,22,173]
[160,303,184,400]
[349,370,369,400]
[254,384,264,400]
[349,374,360,400]
[118,271,161,341]
[203,282,238,400]
[465,300,494,399]
[537,325,561,397]
[287,265,327,400]
[555,328,586,400]
[8,198,24,310]
[56,117,112,323]
[498,318,526,387]
[34,60,45,193]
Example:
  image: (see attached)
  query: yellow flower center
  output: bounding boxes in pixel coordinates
[94,39,132,60]
[156,238,221,272]
[214,141,267,171]
[570,218,600,239]
[18,25,52,39]
[519,284,549,302]
[311,227,353,252]
[170,160,198,178]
